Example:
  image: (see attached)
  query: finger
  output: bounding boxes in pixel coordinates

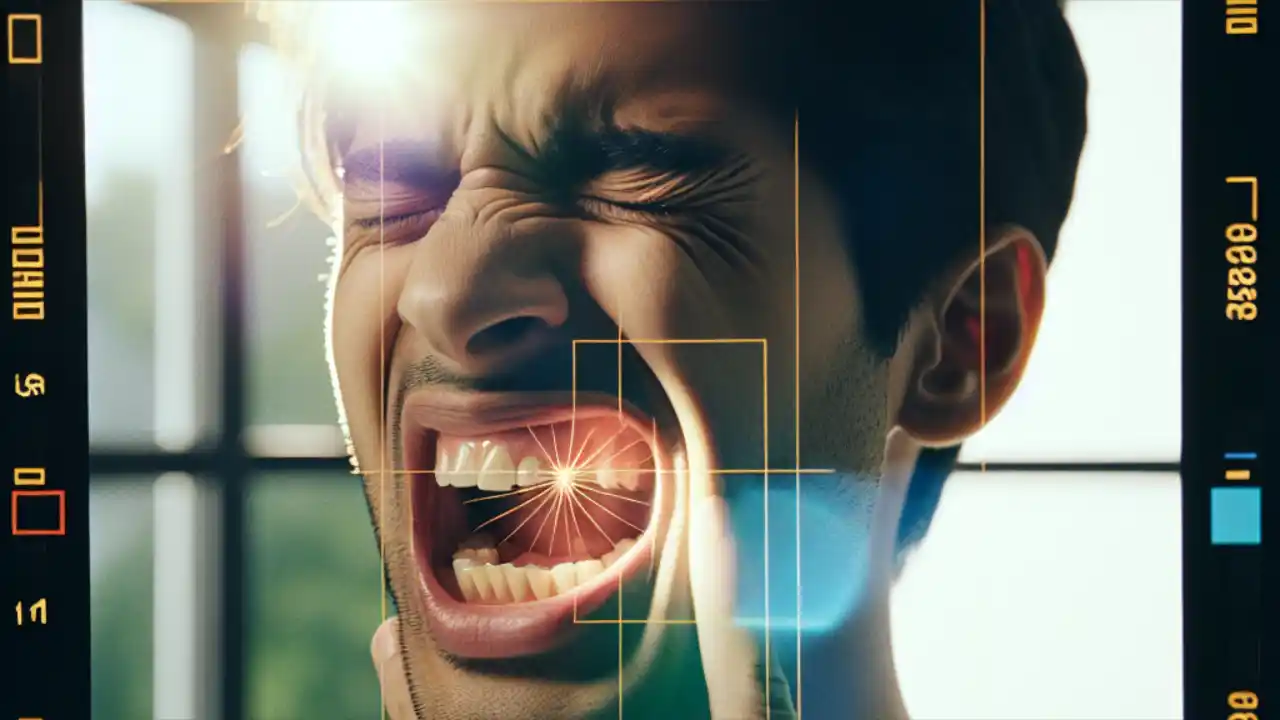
[689,491,767,720]
[371,617,416,720]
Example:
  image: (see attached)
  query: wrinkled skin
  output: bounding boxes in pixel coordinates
[323,4,1046,719]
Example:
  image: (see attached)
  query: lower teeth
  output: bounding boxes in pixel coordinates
[451,537,637,603]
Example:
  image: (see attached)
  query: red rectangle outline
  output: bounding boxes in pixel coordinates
[11,489,66,536]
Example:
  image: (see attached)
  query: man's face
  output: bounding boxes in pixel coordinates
[326,4,901,717]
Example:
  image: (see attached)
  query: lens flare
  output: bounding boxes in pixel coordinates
[314,2,414,82]
[728,476,872,635]
[250,1,455,92]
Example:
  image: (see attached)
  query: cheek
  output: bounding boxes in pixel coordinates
[329,248,413,465]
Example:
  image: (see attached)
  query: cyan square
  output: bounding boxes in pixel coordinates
[1210,487,1261,545]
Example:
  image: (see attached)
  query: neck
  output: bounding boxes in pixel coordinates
[788,427,918,720]
[792,585,908,720]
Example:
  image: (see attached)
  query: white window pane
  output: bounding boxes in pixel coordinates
[85,1,195,447]
[963,2,1181,462]
[893,471,1182,719]
[238,44,340,426]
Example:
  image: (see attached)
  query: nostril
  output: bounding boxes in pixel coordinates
[465,316,550,357]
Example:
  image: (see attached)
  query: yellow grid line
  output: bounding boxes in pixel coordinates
[318,2,998,717]
[793,112,802,718]
[979,0,988,476]
[378,100,390,720]
[569,338,769,716]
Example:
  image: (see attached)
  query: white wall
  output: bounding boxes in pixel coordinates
[897,3,1184,718]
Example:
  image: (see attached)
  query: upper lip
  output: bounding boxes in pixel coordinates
[401,389,654,439]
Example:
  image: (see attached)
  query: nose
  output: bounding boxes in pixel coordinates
[396,221,569,374]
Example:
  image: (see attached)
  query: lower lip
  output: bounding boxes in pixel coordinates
[409,406,660,659]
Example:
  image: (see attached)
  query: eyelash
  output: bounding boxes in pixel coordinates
[580,196,678,221]
[348,208,444,243]
[350,209,440,229]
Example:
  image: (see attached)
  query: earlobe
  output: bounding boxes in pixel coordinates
[896,225,1047,446]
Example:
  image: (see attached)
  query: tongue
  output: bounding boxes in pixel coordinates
[491,486,648,560]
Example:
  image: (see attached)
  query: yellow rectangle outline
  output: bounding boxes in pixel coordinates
[7,13,42,65]
[13,467,46,486]
[569,337,767,625]
[571,337,772,717]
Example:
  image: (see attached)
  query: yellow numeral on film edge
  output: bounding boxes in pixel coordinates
[1225,177,1259,221]
[14,372,45,397]
[15,598,47,625]
[1228,690,1258,709]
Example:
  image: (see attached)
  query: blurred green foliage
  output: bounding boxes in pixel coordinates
[246,476,385,719]
[90,477,386,719]
[91,498,154,718]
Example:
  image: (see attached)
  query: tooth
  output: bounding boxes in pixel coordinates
[473,548,499,565]
[551,563,579,594]
[485,564,512,603]
[576,559,605,586]
[468,565,495,601]
[516,456,541,487]
[451,442,478,488]
[593,463,616,490]
[453,559,478,601]
[435,448,451,486]
[600,548,622,568]
[617,468,640,492]
[478,443,516,492]
[525,566,555,600]
[502,564,531,602]
[613,538,636,557]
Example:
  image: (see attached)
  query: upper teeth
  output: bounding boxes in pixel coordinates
[436,440,641,492]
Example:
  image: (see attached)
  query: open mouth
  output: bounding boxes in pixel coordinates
[403,396,662,658]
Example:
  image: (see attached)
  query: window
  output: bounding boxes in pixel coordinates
[86,2,1182,718]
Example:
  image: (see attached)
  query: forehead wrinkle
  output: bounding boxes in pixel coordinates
[347,4,755,177]
[474,4,740,137]
[477,26,616,165]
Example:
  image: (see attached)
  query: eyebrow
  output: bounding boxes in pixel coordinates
[339,127,733,193]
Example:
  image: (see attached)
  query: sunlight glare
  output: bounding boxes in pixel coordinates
[316,2,415,81]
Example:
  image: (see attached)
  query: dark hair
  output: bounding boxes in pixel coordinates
[768,0,1088,564]
[725,0,1087,566]
[278,0,1087,567]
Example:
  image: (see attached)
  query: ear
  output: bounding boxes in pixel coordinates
[896,225,1047,446]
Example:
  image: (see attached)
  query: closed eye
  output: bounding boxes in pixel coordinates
[580,195,679,218]
[346,207,445,247]
[349,209,440,229]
